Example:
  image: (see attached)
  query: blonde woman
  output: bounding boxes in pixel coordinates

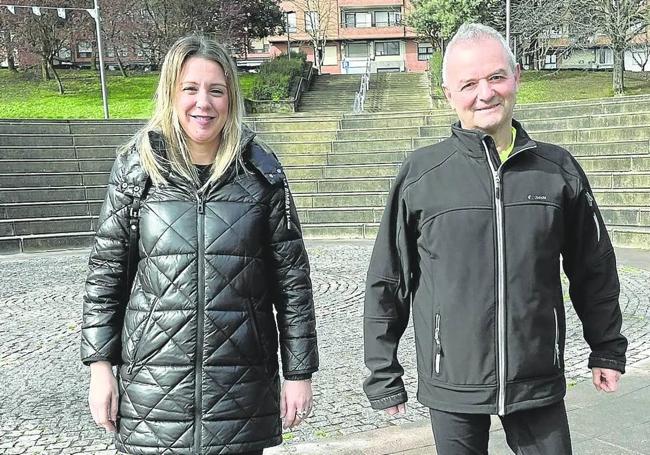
[81,35,318,455]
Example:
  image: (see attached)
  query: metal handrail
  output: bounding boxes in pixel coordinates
[353,58,371,113]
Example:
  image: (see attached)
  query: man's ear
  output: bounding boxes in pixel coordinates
[514,64,521,89]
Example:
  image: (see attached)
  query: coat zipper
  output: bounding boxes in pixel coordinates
[553,308,560,368]
[483,140,535,416]
[434,313,442,375]
[194,191,206,454]
[482,139,507,416]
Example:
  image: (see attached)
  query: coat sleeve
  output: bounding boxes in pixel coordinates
[562,161,627,373]
[363,162,416,409]
[80,156,132,366]
[267,178,319,380]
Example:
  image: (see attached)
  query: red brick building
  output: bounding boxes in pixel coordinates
[266,0,430,74]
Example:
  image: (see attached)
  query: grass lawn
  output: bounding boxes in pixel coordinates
[0,70,258,119]
[1,68,649,119]
[518,70,650,103]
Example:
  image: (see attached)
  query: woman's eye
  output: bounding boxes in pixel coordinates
[211,90,223,95]
[183,87,197,92]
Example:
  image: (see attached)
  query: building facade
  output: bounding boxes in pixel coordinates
[266,0,430,74]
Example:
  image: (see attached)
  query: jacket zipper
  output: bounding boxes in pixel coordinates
[434,313,442,375]
[553,308,560,368]
[483,139,507,416]
[194,192,206,454]
[483,140,535,416]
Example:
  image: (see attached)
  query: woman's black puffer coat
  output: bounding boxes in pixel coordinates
[81,130,319,454]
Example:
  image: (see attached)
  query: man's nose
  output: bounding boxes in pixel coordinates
[477,79,494,101]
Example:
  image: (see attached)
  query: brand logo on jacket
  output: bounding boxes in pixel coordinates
[527,194,547,201]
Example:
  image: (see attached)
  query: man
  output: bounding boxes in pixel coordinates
[363,23,627,454]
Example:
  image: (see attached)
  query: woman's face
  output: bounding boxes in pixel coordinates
[174,56,230,156]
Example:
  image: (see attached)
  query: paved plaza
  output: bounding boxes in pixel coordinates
[1,241,649,454]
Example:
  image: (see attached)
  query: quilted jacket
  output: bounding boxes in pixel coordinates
[81,129,319,454]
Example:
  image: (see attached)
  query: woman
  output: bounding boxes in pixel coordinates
[81,35,318,455]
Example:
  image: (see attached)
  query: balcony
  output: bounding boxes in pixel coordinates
[339,0,405,6]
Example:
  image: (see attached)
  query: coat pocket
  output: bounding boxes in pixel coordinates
[553,307,561,370]
[245,298,267,365]
[126,301,157,375]
[433,313,443,376]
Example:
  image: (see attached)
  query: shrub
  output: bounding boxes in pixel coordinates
[251,53,307,101]
[429,51,443,97]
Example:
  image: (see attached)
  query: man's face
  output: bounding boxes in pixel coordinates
[443,37,520,136]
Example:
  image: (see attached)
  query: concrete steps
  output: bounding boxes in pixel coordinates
[2,97,650,253]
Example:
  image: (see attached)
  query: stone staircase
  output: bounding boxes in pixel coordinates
[2,95,650,253]
[298,72,432,113]
[364,73,432,112]
[298,74,361,113]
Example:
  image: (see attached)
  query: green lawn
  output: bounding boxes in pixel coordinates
[1,68,649,119]
[0,70,258,119]
[518,70,650,103]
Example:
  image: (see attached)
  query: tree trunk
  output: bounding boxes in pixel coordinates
[91,50,98,71]
[49,60,64,95]
[41,59,51,80]
[7,53,16,72]
[114,46,128,77]
[612,46,624,96]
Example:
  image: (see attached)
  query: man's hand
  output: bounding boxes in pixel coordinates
[592,367,622,393]
[280,379,313,429]
[88,361,118,432]
[384,403,407,416]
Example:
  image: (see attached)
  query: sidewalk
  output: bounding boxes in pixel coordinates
[270,246,650,455]
[270,357,650,455]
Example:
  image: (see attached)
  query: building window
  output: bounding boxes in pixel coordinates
[58,47,71,60]
[374,11,401,27]
[119,47,129,57]
[544,53,557,68]
[286,12,297,33]
[77,41,92,59]
[418,42,433,61]
[375,41,400,57]
[344,11,371,28]
[599,48,607,64]
[346,42,369,58]
[305,11,319,32]
[106,48,115,58]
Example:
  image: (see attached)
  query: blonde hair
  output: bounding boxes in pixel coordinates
[121,35,244,188]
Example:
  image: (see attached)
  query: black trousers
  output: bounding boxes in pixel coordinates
[429,401,572,455]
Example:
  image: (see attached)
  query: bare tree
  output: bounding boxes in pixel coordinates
[510,0,574,70]
[569,0,648,95]
[287,0,334,71]
[0,11,18,72]
[12,2,83,93]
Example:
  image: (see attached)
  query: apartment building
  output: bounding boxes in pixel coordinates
[266,0,430,74]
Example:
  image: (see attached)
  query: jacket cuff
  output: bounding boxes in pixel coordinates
[284,373,312,381]
[588,354,625,374]
[368,390,408,410]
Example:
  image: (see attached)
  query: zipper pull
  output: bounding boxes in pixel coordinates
[127,362,135,375]
[495,174,502,200]
[197,193,205,214]
[434,314,442,374]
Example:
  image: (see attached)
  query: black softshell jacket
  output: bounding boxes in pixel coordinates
[363,120,627,416]
[81,131,318,454]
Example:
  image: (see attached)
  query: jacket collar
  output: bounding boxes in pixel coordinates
[146,125,283,185]
[450,118,536,159]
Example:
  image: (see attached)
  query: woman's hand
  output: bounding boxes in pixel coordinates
[88,361,119,432]
[280,379,313,429]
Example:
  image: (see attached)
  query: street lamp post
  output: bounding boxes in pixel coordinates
[506,0,511,47]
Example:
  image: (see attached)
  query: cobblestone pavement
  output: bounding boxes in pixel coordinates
[1,241,649,454]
